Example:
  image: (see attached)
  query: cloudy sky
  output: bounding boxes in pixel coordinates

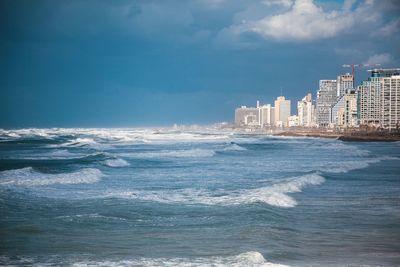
[1,0,399,127]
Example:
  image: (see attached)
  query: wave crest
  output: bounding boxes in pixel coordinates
[0,167,103,186]
[0,252,288,267]
[103,158,130,167]
[123,148,216,159]
[105,173,324,208]
[71,251,288,267]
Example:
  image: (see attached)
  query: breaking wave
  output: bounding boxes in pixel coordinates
[103,158,130,167]
[222,143,247,151]
[104,173,324,208]
[0,252,289,267]
[321,156,400,173]
[123,148,216,159]
[0,167,103,186]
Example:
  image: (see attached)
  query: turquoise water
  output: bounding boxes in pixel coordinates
[0,128,399,266]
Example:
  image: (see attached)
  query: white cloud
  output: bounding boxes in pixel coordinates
[365,53,393,65]
[216,0,389,43]
[245,0,355,41]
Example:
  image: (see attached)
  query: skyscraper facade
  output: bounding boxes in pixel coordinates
[337,73,354,98]
[274,96,291,127]
[358,68,400,129]
[259,104,274,127]
[358,77,382,127]
[331,92,358,128]
[297,93,315,127]
[316,80,337,127]
[381,75,400,131]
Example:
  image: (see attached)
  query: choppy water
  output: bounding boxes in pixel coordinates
[0,128,399,266]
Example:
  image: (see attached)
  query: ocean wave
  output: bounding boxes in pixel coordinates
[103,158,130,167]
[0,252,288,267]
[51,137,111,149]
[72,251,287,267]
[222,143,247,151]
[0,167,103,186]
[105,173,324,208]
[122,148,216,159]
[1,128,233,145]
[321,156,400,173]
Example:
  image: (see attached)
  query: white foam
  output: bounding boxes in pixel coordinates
[9,149,85,160]
[321,156,400,173]
[123,148,216,159]
[222,143,247,151]
[1,128,234,145]
[105,173,325,208]
[71,251,289,267]
[103,158,130,167]
[0,167,103,186]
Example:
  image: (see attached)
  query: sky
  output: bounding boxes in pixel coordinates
[0,0,399,127]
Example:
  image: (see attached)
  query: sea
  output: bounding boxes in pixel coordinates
[0,127,399,267]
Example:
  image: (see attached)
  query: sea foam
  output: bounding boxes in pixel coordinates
[0,167,103,186]
[105,173,325,208]
[71,251,288,267]
[123,148,216,159]
[103,158,130,167]
[0,252,289,267]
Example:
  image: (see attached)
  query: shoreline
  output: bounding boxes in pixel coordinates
[273,130,400,142]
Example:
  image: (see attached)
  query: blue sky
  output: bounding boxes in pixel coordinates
[1,0,399,127]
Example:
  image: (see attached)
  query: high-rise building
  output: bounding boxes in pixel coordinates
[337,73,354,98]
[316,80,337,127]
[297,93,315,127]
[274,96,291,127]
[259,104,274,127]
[358,77,382,127]
[331,91,358,128]
[381,74,400,131]
[235,104,260,127]
[358,68,400,129]
[235,101,275,128]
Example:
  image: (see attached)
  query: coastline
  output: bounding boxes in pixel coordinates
[273,130,400,142]
[219,124,400,142]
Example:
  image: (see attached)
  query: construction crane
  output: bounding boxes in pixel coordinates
[342,63,381,86]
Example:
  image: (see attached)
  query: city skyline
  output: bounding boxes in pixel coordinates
[234,67,400,130]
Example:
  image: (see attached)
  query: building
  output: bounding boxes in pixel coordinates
[259,104,275,127]
[358,76,382,127]
[358,68,400,129]
[288,115,299,127]
[337,73,354,98]
[274,96,291,127]
[297,93,315,127]
[316,80,337,127]
[235,105,260,127]
[331,91,358,128]
[381,74,400,131]
[235,101,275,128]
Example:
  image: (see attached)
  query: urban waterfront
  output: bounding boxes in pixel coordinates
[235,68,400,132]
[1,128,400,266]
